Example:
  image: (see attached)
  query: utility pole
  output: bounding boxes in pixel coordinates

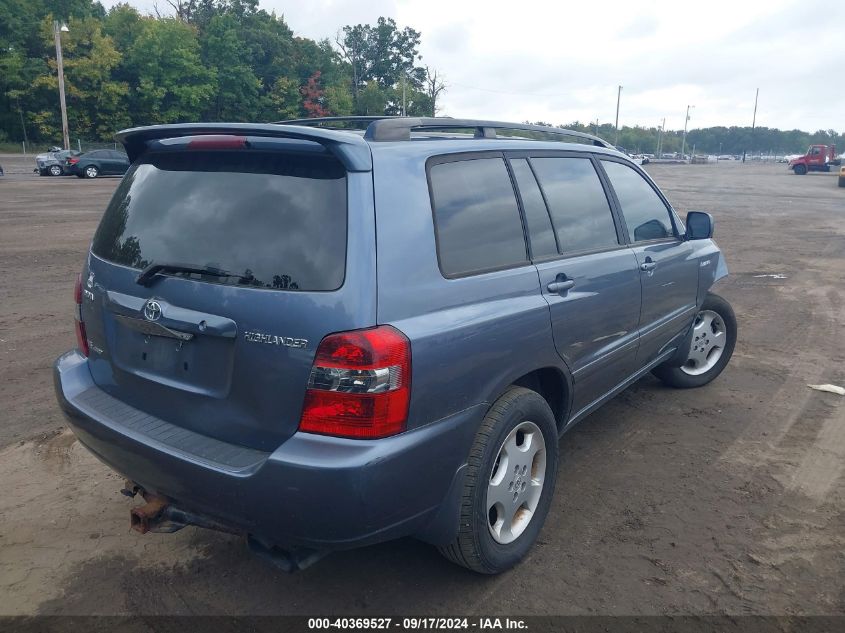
[680,104,694,160]
[744,88,759,163]
[17,99,29,153]
[656,117,665,156]
[614,85,622,146]
[401,75,406,117]
[53,20,70,150]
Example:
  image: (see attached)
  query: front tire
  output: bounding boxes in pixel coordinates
[794,164,807,175]
[439,387,558,574]
[84,165,99,179]
[652,292,737,389]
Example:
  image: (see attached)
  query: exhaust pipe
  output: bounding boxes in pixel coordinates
[247,535,328,572]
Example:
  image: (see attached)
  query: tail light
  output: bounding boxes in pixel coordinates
[68,157,79,165]
[74,273,89,357]
[299,326,411,439]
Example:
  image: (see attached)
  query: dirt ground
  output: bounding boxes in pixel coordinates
[0,153,843,616]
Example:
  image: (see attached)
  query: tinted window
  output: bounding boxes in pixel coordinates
[430,158,527,276]
[92,150,347,291]
[87,150,105,158]
[530,157,618,252]
[510,159,558,258]
[602,160,674,242]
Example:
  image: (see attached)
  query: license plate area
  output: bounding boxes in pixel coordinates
[110,319,234,397]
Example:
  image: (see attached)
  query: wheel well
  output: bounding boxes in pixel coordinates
[512,368,570,432]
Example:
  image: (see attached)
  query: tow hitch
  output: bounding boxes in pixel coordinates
[124,482,327,571]
[125,483,239,536]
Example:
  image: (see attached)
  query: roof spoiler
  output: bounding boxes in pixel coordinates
[114,123,373,171]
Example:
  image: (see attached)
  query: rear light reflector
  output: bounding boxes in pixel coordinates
[299,326,411,439]
[74,273,89,357]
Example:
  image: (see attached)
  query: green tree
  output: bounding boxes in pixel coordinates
[324,83,353,116]
[29,16,130,140]
[266,76,300,120]
[337,17,425,114]
[201,14,260,120]
[124,17,215,124]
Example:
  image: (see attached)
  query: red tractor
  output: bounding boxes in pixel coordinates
[788,144,839,175]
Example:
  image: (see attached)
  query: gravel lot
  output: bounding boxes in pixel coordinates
[0,153,843,616]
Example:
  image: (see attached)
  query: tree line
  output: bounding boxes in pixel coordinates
[0,0,840,154]
[0,0,446,145]
[534,122,843,157]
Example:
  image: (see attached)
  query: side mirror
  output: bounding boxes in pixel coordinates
[685,211,714,240]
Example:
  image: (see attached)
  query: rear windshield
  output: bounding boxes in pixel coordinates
[92,150,347,291]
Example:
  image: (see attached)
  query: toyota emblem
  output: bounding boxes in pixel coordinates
[143,299,162,322]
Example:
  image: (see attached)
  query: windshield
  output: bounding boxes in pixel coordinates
[91,150,347,291]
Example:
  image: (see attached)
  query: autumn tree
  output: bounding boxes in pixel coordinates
[301,71,328,118]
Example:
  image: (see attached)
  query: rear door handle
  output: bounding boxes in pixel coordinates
[640,258,656,272]
[547,279,575,293]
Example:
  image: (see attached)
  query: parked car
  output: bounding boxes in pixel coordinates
[614,146,648,165]
[54,118,736,574]
[35,149,80,176]
[66,149,130,178]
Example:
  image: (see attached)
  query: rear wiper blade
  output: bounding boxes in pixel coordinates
[136,262,242,287]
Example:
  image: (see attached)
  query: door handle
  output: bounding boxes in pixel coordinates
[547,279,575,293]
[640,258,656,272]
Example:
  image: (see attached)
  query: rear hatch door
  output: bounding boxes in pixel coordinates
[80,137,376,451]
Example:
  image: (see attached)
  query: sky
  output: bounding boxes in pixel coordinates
[101,0,844,132]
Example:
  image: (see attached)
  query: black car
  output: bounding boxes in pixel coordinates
[66,149,130,178]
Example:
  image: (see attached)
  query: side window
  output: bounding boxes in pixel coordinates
[429,157,528,276]
[601,160,675,242]
[509,159,558,258]
[530,157,619,253]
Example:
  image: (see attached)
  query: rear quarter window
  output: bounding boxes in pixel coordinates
[428,157,527,277]
[92,150,347,291]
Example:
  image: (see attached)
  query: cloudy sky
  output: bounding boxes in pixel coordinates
[103,0,843,132]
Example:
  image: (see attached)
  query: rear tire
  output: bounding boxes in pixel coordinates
[49,165,63,177]
[84,165,99,179]
[438,387,558,574]
[794,164,807,175]
[652,292,737,389]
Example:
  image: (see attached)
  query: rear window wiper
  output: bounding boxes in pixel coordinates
[136,262,245,287]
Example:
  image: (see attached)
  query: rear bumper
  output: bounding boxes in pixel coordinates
[54,350,483,549]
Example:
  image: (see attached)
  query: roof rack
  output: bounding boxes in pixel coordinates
[274,116,402,127]
[275,116,612,148]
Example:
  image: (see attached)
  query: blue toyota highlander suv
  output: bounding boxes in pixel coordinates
[54,117,736,574]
